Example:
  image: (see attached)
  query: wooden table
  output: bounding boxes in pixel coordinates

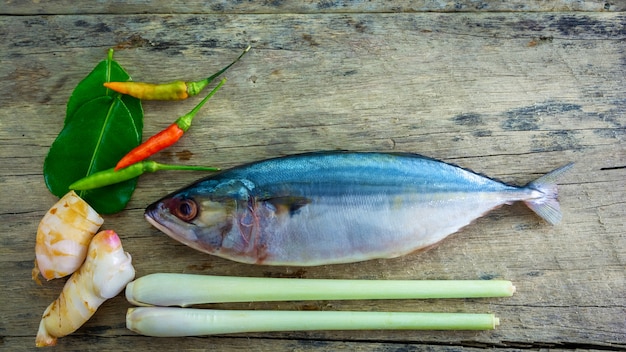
[2,2,624,350]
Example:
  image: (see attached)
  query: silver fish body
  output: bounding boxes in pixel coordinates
[145,152,572,265]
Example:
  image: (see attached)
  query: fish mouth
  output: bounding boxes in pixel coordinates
[144,202,183,240]
[145,203,174,237]
[144,209,173,238]
[144,201,197,245]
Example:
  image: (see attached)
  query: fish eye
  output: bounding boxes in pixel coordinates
[174,198,198,222]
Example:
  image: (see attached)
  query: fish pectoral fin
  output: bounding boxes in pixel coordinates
[263,196,311,216]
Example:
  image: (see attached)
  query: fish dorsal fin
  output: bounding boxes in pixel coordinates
[263,196,311,216]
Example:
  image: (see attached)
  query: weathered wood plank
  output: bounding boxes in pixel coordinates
[1,0,624,15]
[8,335,583,352]
[0,11,624,351]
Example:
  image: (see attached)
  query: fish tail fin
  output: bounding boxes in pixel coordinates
[523,162,574,225]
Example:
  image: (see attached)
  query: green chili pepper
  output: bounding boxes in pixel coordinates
[69,161,220,191]
[103,46,250,100]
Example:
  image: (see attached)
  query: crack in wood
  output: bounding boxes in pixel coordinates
[600,165,626,170]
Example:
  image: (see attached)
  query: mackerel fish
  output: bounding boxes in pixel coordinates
[145,152,573,265]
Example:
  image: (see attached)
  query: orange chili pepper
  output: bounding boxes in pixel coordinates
[104,81,189,100]
[104,46,249,100]
[114,78,226,171]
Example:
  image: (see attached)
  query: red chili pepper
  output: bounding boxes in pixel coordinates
[103,46,249,101]
[114,78,226,171]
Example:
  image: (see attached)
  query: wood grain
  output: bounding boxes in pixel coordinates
[2,0,624,14]
[1,8,624,351]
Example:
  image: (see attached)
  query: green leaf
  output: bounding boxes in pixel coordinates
[66,50,143,131]
[44,50,143,214]
[44,96,141,213]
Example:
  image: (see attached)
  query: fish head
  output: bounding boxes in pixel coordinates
[145,179,254,255]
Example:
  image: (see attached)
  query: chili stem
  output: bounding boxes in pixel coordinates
[126,274,515,307]
[186,45,250,97]
[127,308,500,337]
[175,77,226,132]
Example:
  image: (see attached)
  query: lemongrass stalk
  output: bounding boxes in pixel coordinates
[127,307,500,336]
[126,274,515,307]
